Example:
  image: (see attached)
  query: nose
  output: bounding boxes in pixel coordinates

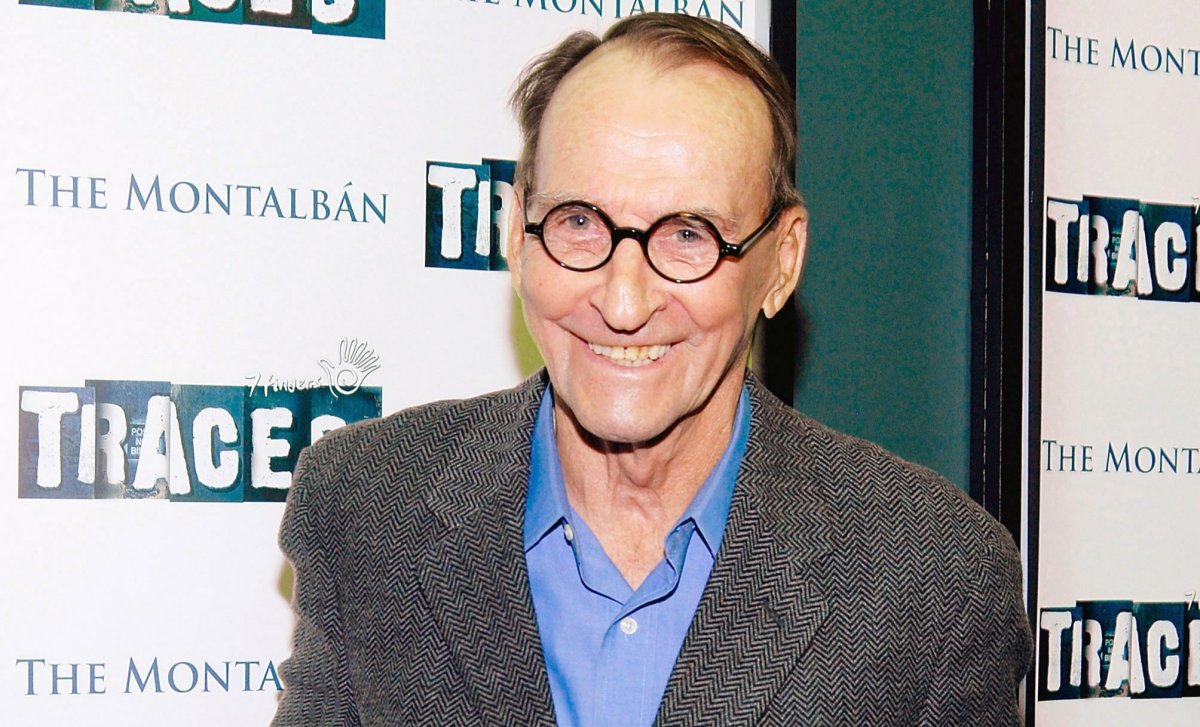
[593,236,666,332]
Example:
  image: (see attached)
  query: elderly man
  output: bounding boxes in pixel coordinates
[274,13,1031,726]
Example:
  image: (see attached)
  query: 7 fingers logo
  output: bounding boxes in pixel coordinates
[319,338,380,397]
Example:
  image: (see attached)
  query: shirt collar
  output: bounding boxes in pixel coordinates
[685,388,749,555]
[523,389,572,551]
[522,384,750,556]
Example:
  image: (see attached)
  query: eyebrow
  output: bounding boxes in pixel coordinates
[525,192,572,207]
[525,193,742,231]
[690,206,740,229]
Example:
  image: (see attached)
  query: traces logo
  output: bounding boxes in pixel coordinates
[19,0,384,40]
[1038,599,1200,702]
[425,158,515,272]
[1045,195,1200,302]
[16,340,383,503]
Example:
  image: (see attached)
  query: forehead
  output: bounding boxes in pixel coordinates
[533,46,773,214]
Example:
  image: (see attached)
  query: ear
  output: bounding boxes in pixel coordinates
[505,190,527,293]
[760,204,808,319]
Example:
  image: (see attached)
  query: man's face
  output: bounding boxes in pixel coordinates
[508,46,805,446]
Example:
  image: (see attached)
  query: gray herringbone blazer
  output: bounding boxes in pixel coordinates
[273,372,1031,726]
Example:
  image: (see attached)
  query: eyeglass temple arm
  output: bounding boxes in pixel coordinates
[719,207,783,258]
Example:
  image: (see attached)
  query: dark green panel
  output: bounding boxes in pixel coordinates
[793,1,973,489]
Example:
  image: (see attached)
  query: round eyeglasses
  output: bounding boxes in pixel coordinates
[523,200,782,283]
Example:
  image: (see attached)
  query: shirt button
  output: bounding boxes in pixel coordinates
[562,523,575,542]
[619,617,638,635]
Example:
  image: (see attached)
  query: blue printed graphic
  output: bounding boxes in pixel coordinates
[19,0,384,39]
[1138,202,1194,303]
[171,384,248,503]
[426,158,516,272]
[244,0,309,29]
[1187,602,1200,699]
[314,0,384,39]
[1085,196,1141,297]
[89,379,172,500]
[1039,599,1200,702]
[1038,605,1082,701]
[16,378,381,502]
[1081,600,1134,698]
[245,387,309,503]
[1131,602,1185,699]
[1045,194,1200,302]
[18,386,96,500]
[169,0,242,24]
[19,0,93,9]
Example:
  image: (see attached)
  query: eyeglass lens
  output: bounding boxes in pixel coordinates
[540,204,722,282]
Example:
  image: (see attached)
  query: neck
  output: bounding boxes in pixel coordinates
[551,371,744,587]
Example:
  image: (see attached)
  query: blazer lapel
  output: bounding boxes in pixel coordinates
[414,376,557,726]
[656,379,836,725]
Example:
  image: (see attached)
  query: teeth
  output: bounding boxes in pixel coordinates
[587,342,671,367]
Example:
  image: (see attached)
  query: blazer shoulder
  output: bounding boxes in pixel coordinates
[750,382,1017,563]
[295,374,545,499]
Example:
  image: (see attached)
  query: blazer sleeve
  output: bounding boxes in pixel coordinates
[917,528,1033,726]
[272,439,361,727]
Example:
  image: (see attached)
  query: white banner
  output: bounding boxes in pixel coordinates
[0,1,769,724]
[1028,0,1200,723]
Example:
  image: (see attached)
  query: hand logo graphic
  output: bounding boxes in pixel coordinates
[319,338,381,397]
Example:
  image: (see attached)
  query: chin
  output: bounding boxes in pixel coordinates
[555,386,685,446]
[576,412,669,446]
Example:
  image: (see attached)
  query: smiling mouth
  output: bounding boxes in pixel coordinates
[587,342,671,367]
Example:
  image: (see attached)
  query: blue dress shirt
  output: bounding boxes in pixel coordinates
[523,387,750,727]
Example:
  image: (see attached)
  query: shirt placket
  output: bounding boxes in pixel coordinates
[575,520,696,725]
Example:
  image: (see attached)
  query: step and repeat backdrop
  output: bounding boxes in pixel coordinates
[1028,0,1200,724]
[0,2,769,724]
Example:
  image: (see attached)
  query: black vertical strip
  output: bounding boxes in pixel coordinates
[756,0,799,404]
[972,0,1040,721]
[970,0,1026,541]
[999,0,1028,546]
[969,0,992,517]
[1025,1,1047,724]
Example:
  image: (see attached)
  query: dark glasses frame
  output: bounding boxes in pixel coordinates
[523,200,783,283]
